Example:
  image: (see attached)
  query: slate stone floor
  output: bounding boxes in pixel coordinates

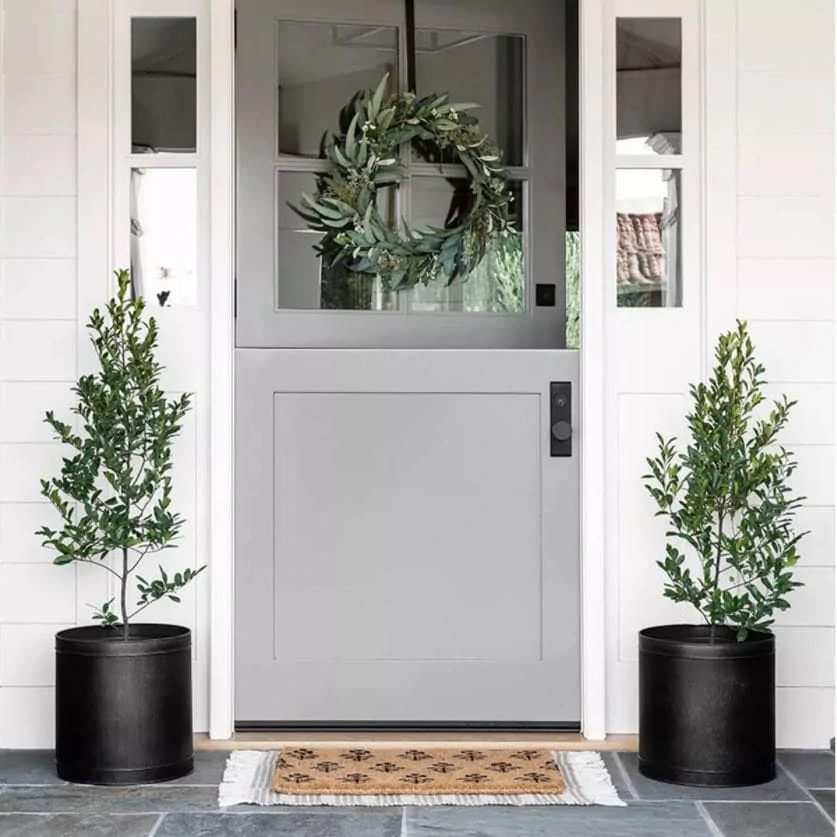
[0,749,832,836]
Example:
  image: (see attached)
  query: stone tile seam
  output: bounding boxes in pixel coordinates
[147,812,165,837]
[695,801,726,837]
[612,752,640,800]
[777,761,836,824]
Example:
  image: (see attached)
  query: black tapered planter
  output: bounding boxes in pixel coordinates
[638,624,775,787]
[55,624,194,785]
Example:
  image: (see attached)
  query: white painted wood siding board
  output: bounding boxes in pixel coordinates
[0,687,55,748]
[794,507,835,568]
[2,11,76,75]
[0,259,77,320]
[746,321,834,383]
[0,503,60,564]
[1,136,77,197]
[756,383,835,445]
[0,564,76,623]
[776,688,835,749]
[0,197,77,259]
[0,444,64,503]
[737,133,835,198]
[2,74,76,135]
[790,446,836,508]
[737,0,834,74]
[772,567,835,628]
[775,627,835,689]
[0,320,76,381]
[737,197,834,260]
[0,382,74,443]
[737,72,834,137]
[3,0,76,12]
[738,259,835,321]
[0,624,64,686]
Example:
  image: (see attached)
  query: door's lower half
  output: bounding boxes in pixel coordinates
[234,349,580,726]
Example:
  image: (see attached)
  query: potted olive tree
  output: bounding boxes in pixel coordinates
[640,321,805,787]
[38,270,204,785]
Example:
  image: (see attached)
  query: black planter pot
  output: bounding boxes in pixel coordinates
[55,624,194,785]
[638,624,775,787]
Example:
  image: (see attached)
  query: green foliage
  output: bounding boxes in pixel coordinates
[642,321,805,640]
[37,270,204,638]
[565,231,580,349]
[294,74,515,291]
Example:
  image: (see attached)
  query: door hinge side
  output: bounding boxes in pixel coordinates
[234,277,238,318]
[233,8,238,50]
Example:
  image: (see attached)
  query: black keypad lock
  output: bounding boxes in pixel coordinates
[550,381,572,457]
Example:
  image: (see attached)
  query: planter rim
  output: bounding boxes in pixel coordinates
[56,624,191,657]
[639,623,774,659]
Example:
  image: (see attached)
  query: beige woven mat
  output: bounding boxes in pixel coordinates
[272,747,565,796]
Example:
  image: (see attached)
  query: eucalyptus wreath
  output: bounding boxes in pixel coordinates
[294,74,516,290]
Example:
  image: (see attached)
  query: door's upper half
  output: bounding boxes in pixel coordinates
[235,0,567,349]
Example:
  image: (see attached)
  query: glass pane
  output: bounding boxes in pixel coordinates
[616,169,681,307]
[276,22,397,159]
[616,18,681,155]
[130,168,197,307]
[132,18,197,153]
[409,178,525,313]
[565,231,580,348]
[277,171,398,311]
[414,31,524,167]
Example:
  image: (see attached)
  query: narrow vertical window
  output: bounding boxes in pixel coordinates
[131,18,197,153]
[615,17,683,308]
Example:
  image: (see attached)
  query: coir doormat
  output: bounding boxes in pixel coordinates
[219,748,626,807]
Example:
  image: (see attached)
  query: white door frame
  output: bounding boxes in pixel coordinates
[204,0,607,740]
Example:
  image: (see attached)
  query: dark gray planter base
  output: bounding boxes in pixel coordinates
[639,624,775,788]
[55,624,194,786]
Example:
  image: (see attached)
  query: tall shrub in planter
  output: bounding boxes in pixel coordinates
[38,270,204,785]
[640,320,805,787]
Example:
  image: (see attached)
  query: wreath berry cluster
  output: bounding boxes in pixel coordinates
[294,74,516,291]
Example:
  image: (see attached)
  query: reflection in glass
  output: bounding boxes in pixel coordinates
[131,18,197,153]
[276,22,397,159]
[616,169,680,307]
[276,171,398,311]
[409,178,525,313]
[616,18,681,155]
[414,31,524,166]
[130,169,197,307]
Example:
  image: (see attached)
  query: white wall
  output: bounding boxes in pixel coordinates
[0,0,832,748]
[605,0,835,748]
[0,0,211,746]
[735,0,834,747]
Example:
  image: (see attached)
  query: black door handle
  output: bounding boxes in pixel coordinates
[550,382,572,457]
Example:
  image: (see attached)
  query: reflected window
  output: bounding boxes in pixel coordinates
[414,32,524,166]
[616,169,680,307]
[132,18,197,153]
[616,18,681,155]
[130,169,197,307]
[276,22,397,159]
[409,179,525,313]
[275,171,399,311]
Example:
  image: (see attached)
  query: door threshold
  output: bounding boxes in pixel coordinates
[194,732,638,751]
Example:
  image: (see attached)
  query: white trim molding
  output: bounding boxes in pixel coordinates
[578,0,608,741]
[208,0,236,741]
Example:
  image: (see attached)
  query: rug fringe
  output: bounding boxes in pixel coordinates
[218,749,627,808]
[554,751,627,806]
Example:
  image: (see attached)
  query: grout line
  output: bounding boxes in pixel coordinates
[611,752,640,800]
[147,813,166,837]
[776,761,835,824]
[695,802,725,837]
[400,805,408,837]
